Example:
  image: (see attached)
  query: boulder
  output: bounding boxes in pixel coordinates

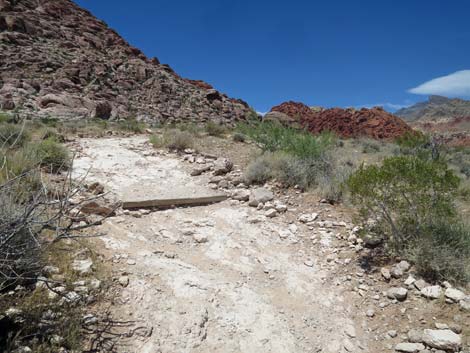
[420,285,442,299]
[80,201,115,217]
[231,189,250,201]
[394,342,425,352]
[213,158,233,175]
[381,267,391,281]
[407,329,423,343]
[387,287,408,301]
[248,187,274,207]
[444,288,466,302]
[422,329,461,351]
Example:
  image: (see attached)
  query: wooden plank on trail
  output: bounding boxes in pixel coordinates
[122,194,227,209]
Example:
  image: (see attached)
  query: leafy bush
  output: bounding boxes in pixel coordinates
[35,138,71,172]
[237,120,335,159]
[346,155,469,283]
[205,121,226,137]
[404,220,470,284]
[0,123,30,148]
[150,129,194,152]
[347,156,460,247]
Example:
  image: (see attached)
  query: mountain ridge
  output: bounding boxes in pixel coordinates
[395,95,470,122]
[0,0,251,123]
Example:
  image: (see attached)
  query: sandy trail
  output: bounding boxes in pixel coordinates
[73,137,368,353]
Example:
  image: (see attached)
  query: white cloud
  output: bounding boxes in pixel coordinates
[408,70,470,97]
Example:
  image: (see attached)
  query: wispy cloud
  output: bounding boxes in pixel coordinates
[409,70,470,97]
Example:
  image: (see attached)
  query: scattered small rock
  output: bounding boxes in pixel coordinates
[248,187,274,207]
[420,285,442,300]
[71,258,93,275]
[422,329,461,351]
[444,288,466,303]
[394,342,425,352]
[387,287,408,301]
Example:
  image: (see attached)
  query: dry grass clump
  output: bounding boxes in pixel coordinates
[150,129,195,152]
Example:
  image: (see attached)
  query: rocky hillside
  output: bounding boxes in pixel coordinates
[266,101,413,139]
[395,95,470,122]
[0,0,251,123]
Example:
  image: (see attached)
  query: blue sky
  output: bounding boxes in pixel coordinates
[75,0,470,113]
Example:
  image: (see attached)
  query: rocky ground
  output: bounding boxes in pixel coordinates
[68,135,469,353]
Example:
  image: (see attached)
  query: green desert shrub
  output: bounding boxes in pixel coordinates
[34,138,71,172]
[237,120,335,159]
[0,123,30,148]
[346,155,469,283]
[205,121,226,137]
[241,120,338,190]
[404,220,470,284]
[232,132,246,143]
[150,129,194,152]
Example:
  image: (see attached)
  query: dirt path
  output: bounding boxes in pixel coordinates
[73,137,368,353]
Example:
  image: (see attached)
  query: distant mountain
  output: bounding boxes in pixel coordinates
[395,96,470,122]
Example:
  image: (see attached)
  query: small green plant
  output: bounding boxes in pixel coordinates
[39,116,60,127]
[205,121,226,137]
[0,112,14,124]
[0,123,30,148]
[34,138,71,172]
[232,132,246,143]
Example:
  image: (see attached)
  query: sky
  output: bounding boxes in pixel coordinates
[75,0,470,113]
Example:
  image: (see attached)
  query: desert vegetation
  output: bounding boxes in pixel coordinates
[347,133,470,284]
[237,119,351,202]
[0,114,109,351]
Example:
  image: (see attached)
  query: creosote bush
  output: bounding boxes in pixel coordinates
[237,120,335,159]
[347,154,469,283]
[239,120,340,193]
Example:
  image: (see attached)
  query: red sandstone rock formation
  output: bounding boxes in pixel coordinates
[269,101,413,139]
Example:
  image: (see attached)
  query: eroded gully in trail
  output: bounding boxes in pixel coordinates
[72,136,369,353]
